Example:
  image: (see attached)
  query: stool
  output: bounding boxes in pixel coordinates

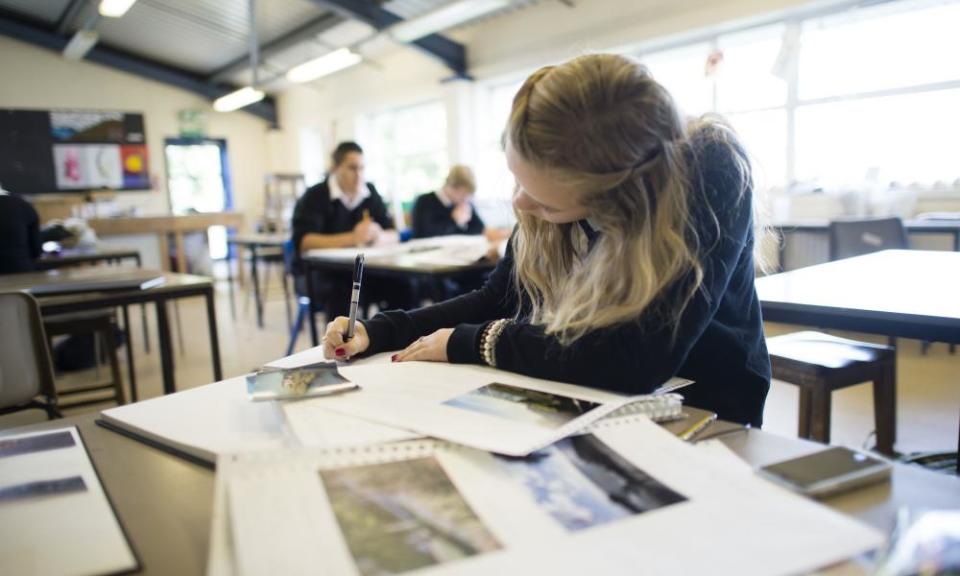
[767,331,896,455]
[43,310,127,409]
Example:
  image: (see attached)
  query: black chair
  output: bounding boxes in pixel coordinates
[828,217,908,260]
[44,310,127,408]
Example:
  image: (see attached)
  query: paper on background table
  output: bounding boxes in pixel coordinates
[0,427,139,576]
[212,417,883,576]
[301,360,688,456]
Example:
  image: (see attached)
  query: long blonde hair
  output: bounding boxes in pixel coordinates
[507,53,757,345]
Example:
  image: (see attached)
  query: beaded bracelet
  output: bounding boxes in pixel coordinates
[480,319,512,367]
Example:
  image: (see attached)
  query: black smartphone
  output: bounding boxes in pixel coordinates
[757,446,892,498]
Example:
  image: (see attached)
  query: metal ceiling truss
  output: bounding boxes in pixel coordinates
[206,12,345,83]
[308,0,468,78]
[0,8,278,125]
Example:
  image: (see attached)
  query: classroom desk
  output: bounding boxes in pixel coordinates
[756,249,960,469]
[773,219,960,270]
[37,246,142,270]
[228,233,287,329]
[88,213,245,273]
[302,239,496,346]
[6,409,958,575]
[0,269,222,396]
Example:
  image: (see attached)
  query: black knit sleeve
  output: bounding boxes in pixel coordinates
[362,234,518,356]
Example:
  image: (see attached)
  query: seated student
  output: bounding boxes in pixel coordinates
[292,141,416,319]
[0,185,42,275]
[411,165,484,239]
[323,54,771,426]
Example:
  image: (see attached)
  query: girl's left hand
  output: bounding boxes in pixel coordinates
[392,329,453,363]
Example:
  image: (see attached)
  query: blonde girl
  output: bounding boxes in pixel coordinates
[324,54,770,425]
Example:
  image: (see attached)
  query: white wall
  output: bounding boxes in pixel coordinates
[0,35,271,223]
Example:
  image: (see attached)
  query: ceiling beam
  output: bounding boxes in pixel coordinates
[0,11,278,126]
[54,0,90,35]
[207,12,345,83]
[307,0,467,77]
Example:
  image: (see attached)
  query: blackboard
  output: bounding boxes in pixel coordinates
[0,108,150,194]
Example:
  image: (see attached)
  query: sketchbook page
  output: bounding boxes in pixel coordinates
[221,420,882,576]
[0,427,139,576]
[283,402,422,449]
[322,361,652,456]
[99,376,294,464]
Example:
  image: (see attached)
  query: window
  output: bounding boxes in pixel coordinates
[799,1,960,99]
[640,43,714,116]
[360,101,449,214]
[629,0,960,193]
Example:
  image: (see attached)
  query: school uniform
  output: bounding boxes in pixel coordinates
[0,191,41,275]
[291,178,417,318]
[360,135,771,426]
[411,191,484,239]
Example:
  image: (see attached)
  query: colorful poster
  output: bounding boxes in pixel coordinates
[52,144,123,190]
[121,144,149,189]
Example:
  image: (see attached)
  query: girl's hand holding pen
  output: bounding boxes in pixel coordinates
[323,317,370,360]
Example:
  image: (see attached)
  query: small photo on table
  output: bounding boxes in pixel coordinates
[443,382,601,428]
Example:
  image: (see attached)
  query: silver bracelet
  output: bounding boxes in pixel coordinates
[481,319,512,367]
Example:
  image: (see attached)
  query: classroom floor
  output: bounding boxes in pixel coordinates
[2,270,958,459]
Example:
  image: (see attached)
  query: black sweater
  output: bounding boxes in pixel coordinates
[363,139,771,426]
[411,192,484,239]
[291,179,394,268]
[0,193,41,275]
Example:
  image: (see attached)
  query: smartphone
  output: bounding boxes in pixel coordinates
[757,446,892,498]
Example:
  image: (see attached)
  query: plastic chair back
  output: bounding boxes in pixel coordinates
[828,217,908,261]
[0,292,57,410]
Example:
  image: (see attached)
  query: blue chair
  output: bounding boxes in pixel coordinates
[283,239,322,356]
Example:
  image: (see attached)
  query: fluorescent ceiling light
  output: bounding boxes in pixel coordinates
[99,0,138,18]
[62,30,99,60]
[286,48,362,83]
[213,86,265,112]
[389,0,509,43]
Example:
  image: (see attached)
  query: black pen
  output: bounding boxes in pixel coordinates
[346,253,364,341]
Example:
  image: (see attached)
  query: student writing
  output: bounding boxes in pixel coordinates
[323,54,771,426]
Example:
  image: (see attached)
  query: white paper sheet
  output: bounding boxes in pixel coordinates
[217,418,883,576]
[307,360,683,456]
[99,376,294,464]
[0,427,139,576]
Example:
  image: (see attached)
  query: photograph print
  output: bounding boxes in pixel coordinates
[443,382,602,428]
[320,456,501,576]
[498,434,688,532]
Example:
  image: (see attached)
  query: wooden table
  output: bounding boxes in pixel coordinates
[228,234,287,328]
[302,238,496,346]
[773,219,960,270]
[0,269,222,396]
[88,213,244,274]
[756,249,960,469]
[4,408,958,575]
[37,246,142,270]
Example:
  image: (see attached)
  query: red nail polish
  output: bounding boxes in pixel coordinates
[391,354,398,362]
[335,348,345,357]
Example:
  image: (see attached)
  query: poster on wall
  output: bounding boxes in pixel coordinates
[0,108,149,194]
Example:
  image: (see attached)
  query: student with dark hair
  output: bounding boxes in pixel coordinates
[0,186,42,275]
[291,141,416,318]
[322,55,772,427]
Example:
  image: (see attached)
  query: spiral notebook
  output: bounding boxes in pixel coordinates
[208,417,883,576]
[284,358,687,456]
